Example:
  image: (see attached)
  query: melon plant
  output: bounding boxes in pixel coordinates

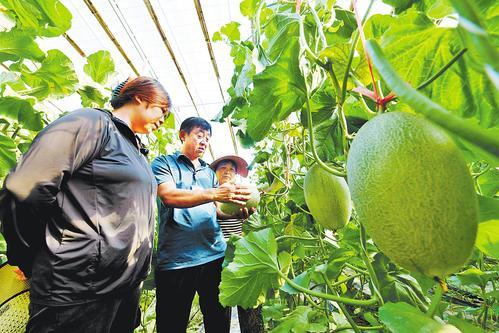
[347,112,478,278]
[220,187,260,216]
[304,164,352,230]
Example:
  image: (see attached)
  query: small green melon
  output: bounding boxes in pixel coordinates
[220,187,260,216]
[304,164,352,230]
[347,112,478,278]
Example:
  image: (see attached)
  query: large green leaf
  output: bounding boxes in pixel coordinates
[379,302,458,333]
[475,219,499,259]
[0,96,43,131]
[270,306,328,333]
[449,0,499,90]
[83,51,115,85]
[0,0,72,37]
[219,228,282,308]
[234,50,255,97]
[19,49,78,100]
[0,133,17,178]
[366,10,499,129]
[246,32,306,141]
[77,86,108,108]
[478,195,499,221]
[0,28,45,62]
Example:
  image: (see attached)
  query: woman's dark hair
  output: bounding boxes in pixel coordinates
[179,117,212,135]
[110,76,171,110]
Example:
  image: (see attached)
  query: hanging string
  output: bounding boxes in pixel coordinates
[352,0,379,99]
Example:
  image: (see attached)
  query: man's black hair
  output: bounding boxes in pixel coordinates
[180,117,212,136]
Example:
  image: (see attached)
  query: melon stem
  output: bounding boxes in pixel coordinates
[427,279,445,318]
[360,224,385,306]
[278,271,378,307]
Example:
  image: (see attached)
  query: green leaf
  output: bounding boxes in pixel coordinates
[281,271,311,295]
[219,228,281,308]
[212,31,222,42]
[300,83,336,128]
[83,50,115,85]
[247,32,306,141]
[475,219,499,258]
[270,306,328,333]
[234,54,255,96]
[373,253,428,309]
[77,86,108,108]
[427,1,453,19]
[0,133,17,178]
[367,10,498,129]
[379,302,454,333]
[220,21,241,42]
[236,129,255,149]
[477,167,499,197]
[0,96,43,131]
[0,0,72,37]
[0,28,45,62]
[240,0,262,18]
[20,49,78,100]
[447,316,487,333]
[325,9,356,44]
[456,267,498,287]
[288,180,306,207]
[0,72,18,95]
[449,0,499,90]
[314,116,342,160]
[478,195,499,221]
[366,39,499,158]
[163,112,175,130]
[264,13,301,64]
[381,0,438,14]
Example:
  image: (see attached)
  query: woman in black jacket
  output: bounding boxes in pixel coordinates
[4,77,171,333]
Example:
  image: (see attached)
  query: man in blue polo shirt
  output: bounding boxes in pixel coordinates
[151,117,251,333]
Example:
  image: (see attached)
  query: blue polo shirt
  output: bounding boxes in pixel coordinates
[151,152,226,270]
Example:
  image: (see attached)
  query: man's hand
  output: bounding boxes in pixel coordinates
[213,183,252,205]
[237,207,257,220]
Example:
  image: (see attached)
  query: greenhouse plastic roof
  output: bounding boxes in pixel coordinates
[31,0,252,162]
[1,0,391,164]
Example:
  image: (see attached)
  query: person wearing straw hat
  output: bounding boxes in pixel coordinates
[211,155,264,333]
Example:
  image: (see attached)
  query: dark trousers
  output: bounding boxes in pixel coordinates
[26,286,141,333]
[155,257,230,333]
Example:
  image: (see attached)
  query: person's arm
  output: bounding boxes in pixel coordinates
[5,110,106,210]
[157,181,250,208]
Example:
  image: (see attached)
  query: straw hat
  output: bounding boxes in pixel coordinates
[210,155,249,177]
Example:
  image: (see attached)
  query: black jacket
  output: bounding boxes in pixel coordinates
[4,108,156,305]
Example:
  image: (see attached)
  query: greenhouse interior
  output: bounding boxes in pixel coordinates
[0,0,497,332]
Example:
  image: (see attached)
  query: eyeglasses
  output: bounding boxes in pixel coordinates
[150,103,171,118]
